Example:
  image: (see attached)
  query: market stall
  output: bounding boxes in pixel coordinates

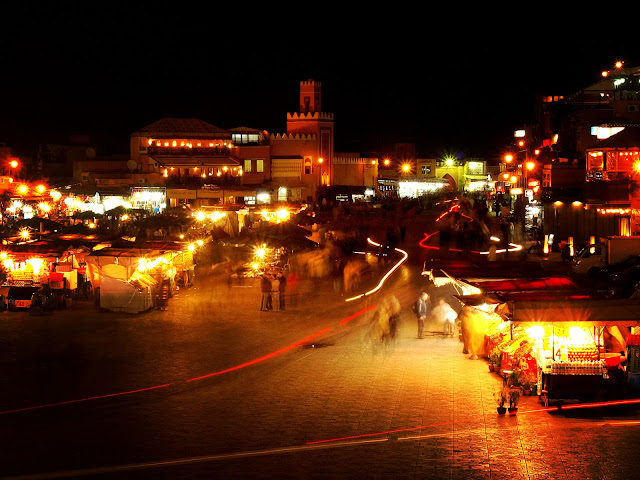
[86,244,187,313]
[506,298,640,406]
[1,241,89,310]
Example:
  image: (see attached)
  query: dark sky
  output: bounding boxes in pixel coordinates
[1,4,637,159]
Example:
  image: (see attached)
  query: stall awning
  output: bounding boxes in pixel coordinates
[510,298,640,327]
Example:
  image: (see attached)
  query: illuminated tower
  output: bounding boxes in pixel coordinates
[300,79,322,114]
[287,80,334,187]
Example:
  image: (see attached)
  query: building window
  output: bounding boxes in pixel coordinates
[244,159,252,173]
[304,158,312,175]
[256,159,264,173]
[232,133,260,144]
[421,166,431,175]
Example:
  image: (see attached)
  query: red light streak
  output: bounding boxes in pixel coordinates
[2,306,376,415]
[186,328,333,382]
[0,383,171,416]
[559,398,640,410]
[306,421,454,445]
[340,305,376,325]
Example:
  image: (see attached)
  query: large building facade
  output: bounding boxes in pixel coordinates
[124,80,336,207]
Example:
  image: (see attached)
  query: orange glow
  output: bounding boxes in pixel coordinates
[615,61,623,69]
[534,149,540,155]
[504,154,513,163]
[502,173,510,180]
[602,71,609,77]
[17,184,28,195]
[384,159,390,166]
[518,140,525,147]
[318,158,323,163]
[36,184,46,194]
[526,161,535,171]
[9,159,18,169]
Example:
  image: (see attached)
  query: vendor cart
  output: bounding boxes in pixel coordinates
[508,298,640,407]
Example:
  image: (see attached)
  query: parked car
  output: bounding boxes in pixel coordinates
[600,255,640,278]
[609,265,640,297]
[7,286,41,311]
[29,287,59,314]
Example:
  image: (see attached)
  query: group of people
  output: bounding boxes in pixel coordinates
[366,291,458,344]
[414,291,457,339]
[260,272,287,311]
[368,295,401,344]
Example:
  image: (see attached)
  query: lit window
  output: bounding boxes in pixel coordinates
[256,160,264,173]
[244,159,252,173]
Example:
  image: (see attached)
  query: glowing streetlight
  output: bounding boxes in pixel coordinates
[526,161,535,171]
[17,184,28,196]
[504,154,513,163]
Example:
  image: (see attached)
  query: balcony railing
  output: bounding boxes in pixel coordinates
[164,175,242,188]
[147,146,231,156]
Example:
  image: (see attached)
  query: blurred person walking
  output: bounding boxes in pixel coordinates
[278,273,287,310]
[432,298,457,338]
[414,292,429,339]
[387,295,401,341]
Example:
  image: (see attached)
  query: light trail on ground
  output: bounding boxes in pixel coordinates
[0,438,390,480]
[345,238,408,302]
[0,305,376,415]
[0,384,171,416]
[185,328,332,382]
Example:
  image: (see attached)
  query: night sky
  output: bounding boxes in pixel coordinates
[1,4,637,159]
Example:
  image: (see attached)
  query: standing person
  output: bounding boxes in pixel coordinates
[260,274,272,311]
[271,274,280,311]
[278,273,287,310]
[414,292,429,339]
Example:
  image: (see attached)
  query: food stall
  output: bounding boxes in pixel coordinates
[507,298,640,406]
[1,241,89,310]
[86,243,187,313]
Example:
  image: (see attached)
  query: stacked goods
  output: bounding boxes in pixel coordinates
[484,322,509,357]
[500,335,536,373]
[567,345,598,361]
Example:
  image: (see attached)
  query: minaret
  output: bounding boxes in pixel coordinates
[300,79,322,114]
[287,80,334,191]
